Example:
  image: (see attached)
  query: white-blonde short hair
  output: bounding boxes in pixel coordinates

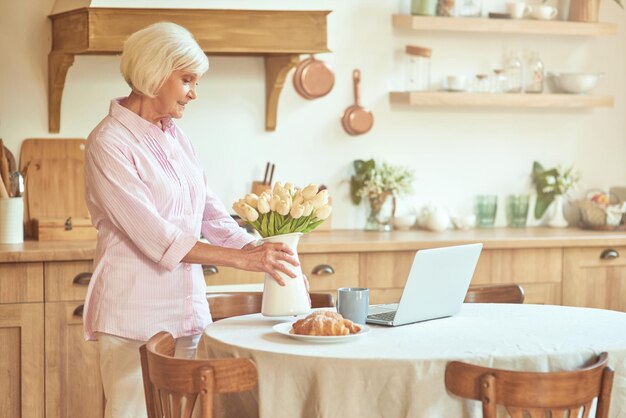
[120,22,209,97]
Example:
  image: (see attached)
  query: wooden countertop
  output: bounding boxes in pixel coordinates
[299,228,626,253]
[2,228,626,262]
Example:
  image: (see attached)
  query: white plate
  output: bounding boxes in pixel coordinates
[272,322,370,344]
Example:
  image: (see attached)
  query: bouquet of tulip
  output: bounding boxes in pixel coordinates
[232,183,332,238]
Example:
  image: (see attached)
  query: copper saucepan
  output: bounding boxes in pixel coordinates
[293,55,335,100]
[341,69,373,136]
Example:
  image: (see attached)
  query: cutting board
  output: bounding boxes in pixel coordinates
[19,139,92,238]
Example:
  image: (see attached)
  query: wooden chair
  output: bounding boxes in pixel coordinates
[206,291,335,321]
[445,352,614,418]
[464,284,525,304]
[139,331,257,418]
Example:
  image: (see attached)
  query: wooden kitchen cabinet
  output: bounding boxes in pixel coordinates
[45,260,93,301]
[360,248,563,305]
[361,251,415,304]
[203,265,263,286]
[45,302,104,418]
[563,246,626,311]
[0,303,44,418]
[472,248,563,305]
[0,261,44,418]
[0,262,43,304]
[300,253,360,295]
[44,261,104,418]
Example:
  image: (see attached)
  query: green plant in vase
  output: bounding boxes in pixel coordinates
[350,159,414,231]
[531,161,580,227]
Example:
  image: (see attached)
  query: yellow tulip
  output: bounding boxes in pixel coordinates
[303,200,314,216]
[260,190,272,201]
[277,200,290,216]
[293,192,304,207]
[242,204,259,222]
[290,204,305,219]
[232,202,247,220]
[314,205,332,220]
[257,196,270,214]
[269,195,281,211]
[284,182,295,195]
[302,184,318,200]
[245,193,259,209]
[273,182,283,195]
[310,189,329,209]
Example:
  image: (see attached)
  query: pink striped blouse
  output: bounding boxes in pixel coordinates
[82,98,254,341]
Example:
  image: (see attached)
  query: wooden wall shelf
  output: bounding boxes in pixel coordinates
[389,91,614,108]
[392,14,618,36]
[48,7,330,133]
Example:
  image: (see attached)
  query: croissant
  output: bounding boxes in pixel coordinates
[292,311,361,336]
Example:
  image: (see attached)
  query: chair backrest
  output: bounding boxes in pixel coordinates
[139,332,257,418]
[464,284,525,304]
[445,352,614,418]
[206,291,334,322]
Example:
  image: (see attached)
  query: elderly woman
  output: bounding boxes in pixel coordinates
[83,22,298,418]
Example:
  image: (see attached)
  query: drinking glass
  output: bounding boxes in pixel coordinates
[475,195,498,227]
[506,195,529,228]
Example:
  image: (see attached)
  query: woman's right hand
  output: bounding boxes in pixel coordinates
[239,243,299,286]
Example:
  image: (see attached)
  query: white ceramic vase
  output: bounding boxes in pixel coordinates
[261,232,311,316]
[548,195,568,228]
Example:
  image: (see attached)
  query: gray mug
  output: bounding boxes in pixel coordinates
[337,287,370,325]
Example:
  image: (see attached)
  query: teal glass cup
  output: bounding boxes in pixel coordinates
[475,195,498,228]
[506,194,530,228]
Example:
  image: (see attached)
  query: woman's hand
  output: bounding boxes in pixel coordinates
[240,242,299,286]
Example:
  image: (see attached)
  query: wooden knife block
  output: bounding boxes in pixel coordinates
[251,181,271,196]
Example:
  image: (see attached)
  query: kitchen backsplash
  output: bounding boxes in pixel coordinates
[1,0,625,229]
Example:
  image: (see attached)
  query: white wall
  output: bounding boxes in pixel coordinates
[1,0,625,229]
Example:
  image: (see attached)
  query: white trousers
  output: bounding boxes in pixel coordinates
[98,332,201,418]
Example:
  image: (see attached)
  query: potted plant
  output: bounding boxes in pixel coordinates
[350,159,414,231]
[531,161,580,227]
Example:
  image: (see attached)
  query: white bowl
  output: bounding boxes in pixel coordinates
[393,214,416,230]
[550,72,602,94]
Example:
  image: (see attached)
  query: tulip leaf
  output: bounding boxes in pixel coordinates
[302,219,325,233]
[260,213,269,237]
[535,194,554,219]
[277,219,292,235]
[268,212,275,235]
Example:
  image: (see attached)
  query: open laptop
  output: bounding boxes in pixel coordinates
[366,243,482,326]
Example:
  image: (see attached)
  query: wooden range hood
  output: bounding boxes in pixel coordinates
[48,7,330,133]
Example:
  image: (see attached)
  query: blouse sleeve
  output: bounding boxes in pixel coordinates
[200,173,256,249]
[85,135,198,271]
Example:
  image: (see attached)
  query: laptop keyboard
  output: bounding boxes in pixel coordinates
[368,311,397,321]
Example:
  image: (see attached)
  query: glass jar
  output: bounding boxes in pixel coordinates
[492,69,507,93]
[405,45,432,91]
[503,51,523,93]
[411,0,438,15]
[456,0,483,17]
[525,51,544,94]
[475,74,490,93]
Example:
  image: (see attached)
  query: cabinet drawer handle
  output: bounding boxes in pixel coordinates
[312,264,335,276]
[73,305,84,318]
[203,265,219,275]
[73,272,92,285]
[600,249,620,260]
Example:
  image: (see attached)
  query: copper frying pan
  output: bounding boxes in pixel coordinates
[341,69,373,136]
[293,55,335,100]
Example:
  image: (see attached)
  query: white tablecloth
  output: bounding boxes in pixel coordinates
[200,304,626,418]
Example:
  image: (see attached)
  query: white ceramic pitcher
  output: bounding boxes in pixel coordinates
[260,232,311,316]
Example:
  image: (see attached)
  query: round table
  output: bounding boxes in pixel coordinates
[200,304,626,418]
